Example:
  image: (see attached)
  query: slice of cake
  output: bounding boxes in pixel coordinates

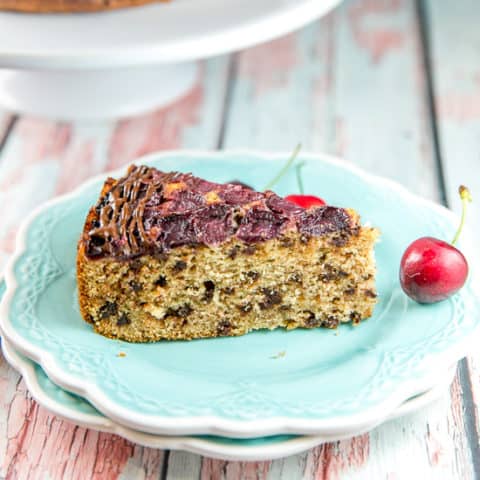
[0,0,165,13]
[77,164,379,342]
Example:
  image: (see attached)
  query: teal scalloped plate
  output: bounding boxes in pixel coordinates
[0,151,479,438]
[0,336,455,461]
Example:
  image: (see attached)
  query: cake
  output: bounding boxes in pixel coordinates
[0,0,164,12]
[77,164,379,342]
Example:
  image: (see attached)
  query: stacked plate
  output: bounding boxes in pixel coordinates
[0,151,479,461]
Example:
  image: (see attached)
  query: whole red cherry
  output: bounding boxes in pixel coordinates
[399,186,471,304]
[399,237,468,303]
[285,194,326,209]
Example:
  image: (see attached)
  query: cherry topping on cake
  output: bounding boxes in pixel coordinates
[285,194,326,209]
[399,186,471,303]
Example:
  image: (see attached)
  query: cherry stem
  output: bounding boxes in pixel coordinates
[451,185,472,246]
[263,143,301,191]
[295,162,306,194]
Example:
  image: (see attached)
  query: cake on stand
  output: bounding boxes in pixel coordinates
[0,0,343,119]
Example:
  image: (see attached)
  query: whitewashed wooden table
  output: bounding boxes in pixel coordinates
[0,0,479,478]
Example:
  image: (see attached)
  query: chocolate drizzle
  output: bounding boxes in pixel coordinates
[83,165,355,259]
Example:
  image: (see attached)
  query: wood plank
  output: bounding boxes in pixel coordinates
[0,56,230,479]
[0,111,16,154]
[166,452,202,479]
[427,0,480,476]
[315,0,473,476]
[164,0,475,478]
[427,0,480,235]
[332,1,473,477]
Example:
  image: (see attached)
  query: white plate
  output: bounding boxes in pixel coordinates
[0,0,343,69]
[1,338,454,461]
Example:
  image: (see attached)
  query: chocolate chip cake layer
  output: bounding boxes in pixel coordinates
[77,165,379,342]
[0,0,164,12]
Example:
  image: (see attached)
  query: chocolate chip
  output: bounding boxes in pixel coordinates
[304,311,318,327]
[242,245,257,255]
[117,313,131,326]
[129,281,142,292]
[99,301,117,319]
[164,304,192,319]
[177,304,193,318]
[320,272,336,282]
[364,289,377,298]
[246,271,260,281]
[305,318,320,328]
[227,245,241,259]
[90,235,105,247]
[319,264,348,282]
[259,288,282,310]
[238,303,253,314]
[279,237,294,248]
[173,260,187,272]
[322,315,339,329]
[155,275,167,287]
[350,311,361,325]
[203,280,215,302]
[330,234,349,247]
[204,280,215,290]
[344,287,356,295]
[217,320,232,336]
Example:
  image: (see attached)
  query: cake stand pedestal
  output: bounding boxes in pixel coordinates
[0,62,198,120]
[0,0,343,119]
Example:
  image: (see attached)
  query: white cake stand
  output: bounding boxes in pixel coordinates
[0,0,342,119]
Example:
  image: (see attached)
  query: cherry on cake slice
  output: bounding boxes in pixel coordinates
[77,164,379,342]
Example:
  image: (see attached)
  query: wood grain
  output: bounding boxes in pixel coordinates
[0,57,230,479]
[427,0,480,477]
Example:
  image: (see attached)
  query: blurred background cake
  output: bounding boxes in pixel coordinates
[0,0,165,12]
